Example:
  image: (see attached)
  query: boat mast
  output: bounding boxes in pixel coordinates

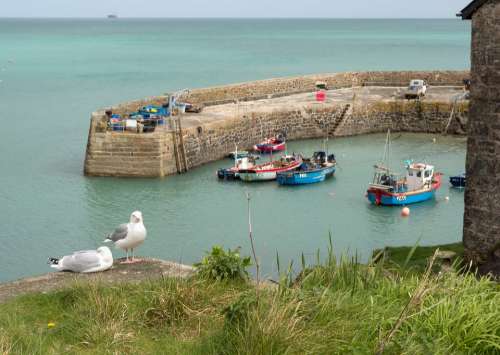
[373,129,391,184]
[325,123,329,157]
[388,129,391,173]
[234,144,238,168]
[381,129,391,172]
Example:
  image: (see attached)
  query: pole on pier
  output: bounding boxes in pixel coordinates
[177,114,189,173]
[171,119,181,174]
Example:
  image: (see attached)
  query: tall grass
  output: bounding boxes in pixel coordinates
[0,244,498,354]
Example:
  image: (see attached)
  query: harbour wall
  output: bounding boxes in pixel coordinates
[107,70,467,114]
[84,71,469,177]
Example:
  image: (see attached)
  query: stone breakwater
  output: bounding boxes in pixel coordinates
[84,71,469,177]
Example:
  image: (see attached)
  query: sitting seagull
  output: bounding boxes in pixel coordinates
[48,246,113,273]
[104,210,147,264]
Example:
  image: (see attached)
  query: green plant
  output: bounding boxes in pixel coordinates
[195,246,251,281]
[222,291,258,329]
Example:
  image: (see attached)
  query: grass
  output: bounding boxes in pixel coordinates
[1,243,499,354]
[375,242,464,273]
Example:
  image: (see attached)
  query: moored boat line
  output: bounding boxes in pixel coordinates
[216,130,466,208]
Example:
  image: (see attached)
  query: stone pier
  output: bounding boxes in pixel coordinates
[84,70,469,178]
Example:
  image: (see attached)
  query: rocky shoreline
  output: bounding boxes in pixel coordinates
[0,258,194,303]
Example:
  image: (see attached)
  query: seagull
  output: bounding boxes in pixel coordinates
[104,211,147,264]
[48,246,113,273]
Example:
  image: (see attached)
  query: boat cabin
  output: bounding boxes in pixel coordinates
[235,157,253,170]
[406,163,434,191]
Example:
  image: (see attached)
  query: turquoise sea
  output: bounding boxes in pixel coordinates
[0,19,470,282]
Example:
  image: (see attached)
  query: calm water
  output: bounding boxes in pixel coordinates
[0,19,470,282]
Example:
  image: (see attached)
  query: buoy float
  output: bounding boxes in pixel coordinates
[401,207,410,217]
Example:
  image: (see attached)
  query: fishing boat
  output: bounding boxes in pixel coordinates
[239,155,302,182]
[253,135,286,153]
[449,173,466,188]
[217,156,257,180]
[366,130,442,206]
[276,151,336,185]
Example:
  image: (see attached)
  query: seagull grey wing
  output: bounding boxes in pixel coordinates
[108,224,129,242]
[63,250,101,272]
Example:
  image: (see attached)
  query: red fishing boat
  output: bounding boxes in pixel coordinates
[254,135,286,153]
[238,155,302,182]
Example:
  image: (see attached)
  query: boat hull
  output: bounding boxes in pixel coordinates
[449,175,466,188]
[277,165,335,185]
[254,142,286,153]
[239,170,278,181]
[239,161,302,182]
[217,168,239,180]
[367,188,436,206]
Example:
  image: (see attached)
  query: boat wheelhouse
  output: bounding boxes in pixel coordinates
[217,156,257,180]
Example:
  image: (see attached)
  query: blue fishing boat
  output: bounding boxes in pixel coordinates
[449,173,466,188]
[276,151,336,185]
[366,130,442,206]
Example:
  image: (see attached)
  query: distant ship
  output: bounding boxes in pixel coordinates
[107,14,118,19]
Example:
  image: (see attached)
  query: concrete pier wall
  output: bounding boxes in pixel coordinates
[84,71,469,177]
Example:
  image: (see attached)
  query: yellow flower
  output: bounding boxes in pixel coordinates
[47,322,56,328]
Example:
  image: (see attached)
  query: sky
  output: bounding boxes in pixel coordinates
[1,0,471,18]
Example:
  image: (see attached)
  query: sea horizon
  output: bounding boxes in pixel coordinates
[0,17,461,20]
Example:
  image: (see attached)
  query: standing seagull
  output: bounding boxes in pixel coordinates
[104,211,147,263]
[48,246,113,273]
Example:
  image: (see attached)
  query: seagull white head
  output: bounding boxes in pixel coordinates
[97,246,113,262]
[130,211,143,224]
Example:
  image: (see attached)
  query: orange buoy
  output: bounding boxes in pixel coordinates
[401,207,410,217]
